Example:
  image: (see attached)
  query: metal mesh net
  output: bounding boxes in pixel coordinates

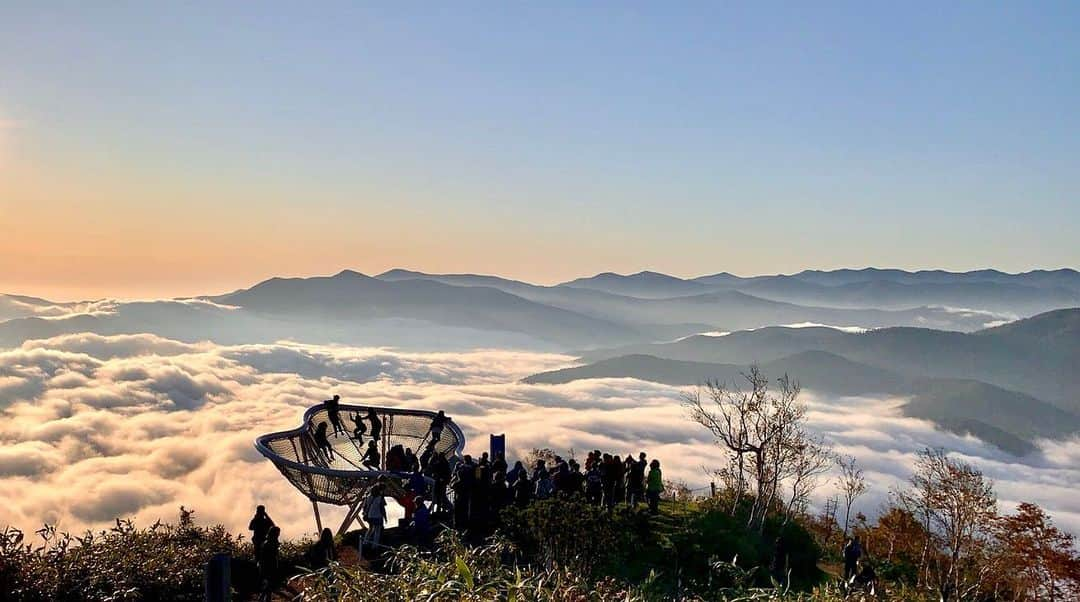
[255,404,464,505]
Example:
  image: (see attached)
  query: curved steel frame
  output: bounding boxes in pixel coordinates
[254,403,465,533]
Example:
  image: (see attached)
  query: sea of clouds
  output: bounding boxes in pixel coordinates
[1,333,1077,541]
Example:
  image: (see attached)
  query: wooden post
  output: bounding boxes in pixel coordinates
[312,499,323,534]
[710,481,717,498]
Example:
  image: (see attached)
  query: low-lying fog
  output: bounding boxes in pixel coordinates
[1,333,1077,539]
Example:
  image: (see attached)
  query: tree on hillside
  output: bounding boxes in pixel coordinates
[684,366,822,531]
[991,502,1080,601]
[898,448,997,601]
[837,455,867,537]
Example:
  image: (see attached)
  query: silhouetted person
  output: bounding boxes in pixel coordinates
[843,536,863,581]
[612,454,626,505]
[412,496,432,544]
[361,440,381,470]
[350,411,367,444]
[366,408,382,441]
[313,421,335,461]
[586,463,603,505]
[248,505,274,558]
[387,444,405,471]
[428,452,452,515]
[308,527,335,569]
[507,460,525,485]
[646,459,663,514]
[471,455,492,532]
[568,459,585,495]
[257,525,280,602]
[492,451,507,477]
[452,455,476,529]
[324,394,345,436]
[627,452,647,507]
[428,410,447,444]
[532,460,553,500]
[771,535,787,583]
[419,441,436,471]
[404,447,419,473]
[362,488,387,553]
[600,454,617,510]
[513,471,533,507]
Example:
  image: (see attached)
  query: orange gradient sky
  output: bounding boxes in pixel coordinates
[2,4,1077,301]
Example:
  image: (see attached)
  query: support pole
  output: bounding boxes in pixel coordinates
[337,496,365,536]
[312,499,323,534]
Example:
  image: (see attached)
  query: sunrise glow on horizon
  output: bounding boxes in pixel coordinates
[2,3,1078,300]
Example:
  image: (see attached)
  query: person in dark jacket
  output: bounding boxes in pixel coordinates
[627,452,647,507]
[248,506,274,557]
[361,440,381,470]
[350,411,367,444]
[257,526,280,602]
[428,410,448,444]
[307,527,335,569]
[324,394,345,436]
[313,421,335,461]
[366,408,382,441]
[843,536,863,581]
[646,459,663,514]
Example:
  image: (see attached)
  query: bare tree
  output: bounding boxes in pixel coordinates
[837,455,867,537]
[684,365,817,531]
[782,434,832,523]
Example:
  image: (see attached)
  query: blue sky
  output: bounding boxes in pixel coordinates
[1,2,1077,298]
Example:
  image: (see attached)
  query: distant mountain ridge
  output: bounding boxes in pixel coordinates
[4,268,1078,456]
[529,308,1080,455]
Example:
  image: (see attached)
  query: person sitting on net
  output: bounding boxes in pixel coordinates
[324,394,345,437]
[313,421,335,462]
[350,411,367,444]
[361,440,381,470]
[428,410,447,443]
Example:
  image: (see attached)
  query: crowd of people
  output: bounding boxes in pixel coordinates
[445,449,666,534]
[247,400,668,596]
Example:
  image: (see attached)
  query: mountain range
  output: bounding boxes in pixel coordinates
[2,267,1078,455]
[6,267,1075,351]
[525,308,1080,455]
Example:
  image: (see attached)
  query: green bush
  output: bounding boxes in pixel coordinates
[0,508,308,602]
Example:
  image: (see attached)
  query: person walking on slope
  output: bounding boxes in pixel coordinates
[843,536,863,582]
[646,459,664,514]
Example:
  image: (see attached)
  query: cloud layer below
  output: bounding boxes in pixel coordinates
[1,333,1077,540]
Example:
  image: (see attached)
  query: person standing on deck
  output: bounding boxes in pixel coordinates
[324,394,345,436]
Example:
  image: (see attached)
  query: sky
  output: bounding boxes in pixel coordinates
[1,2,1078,300]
